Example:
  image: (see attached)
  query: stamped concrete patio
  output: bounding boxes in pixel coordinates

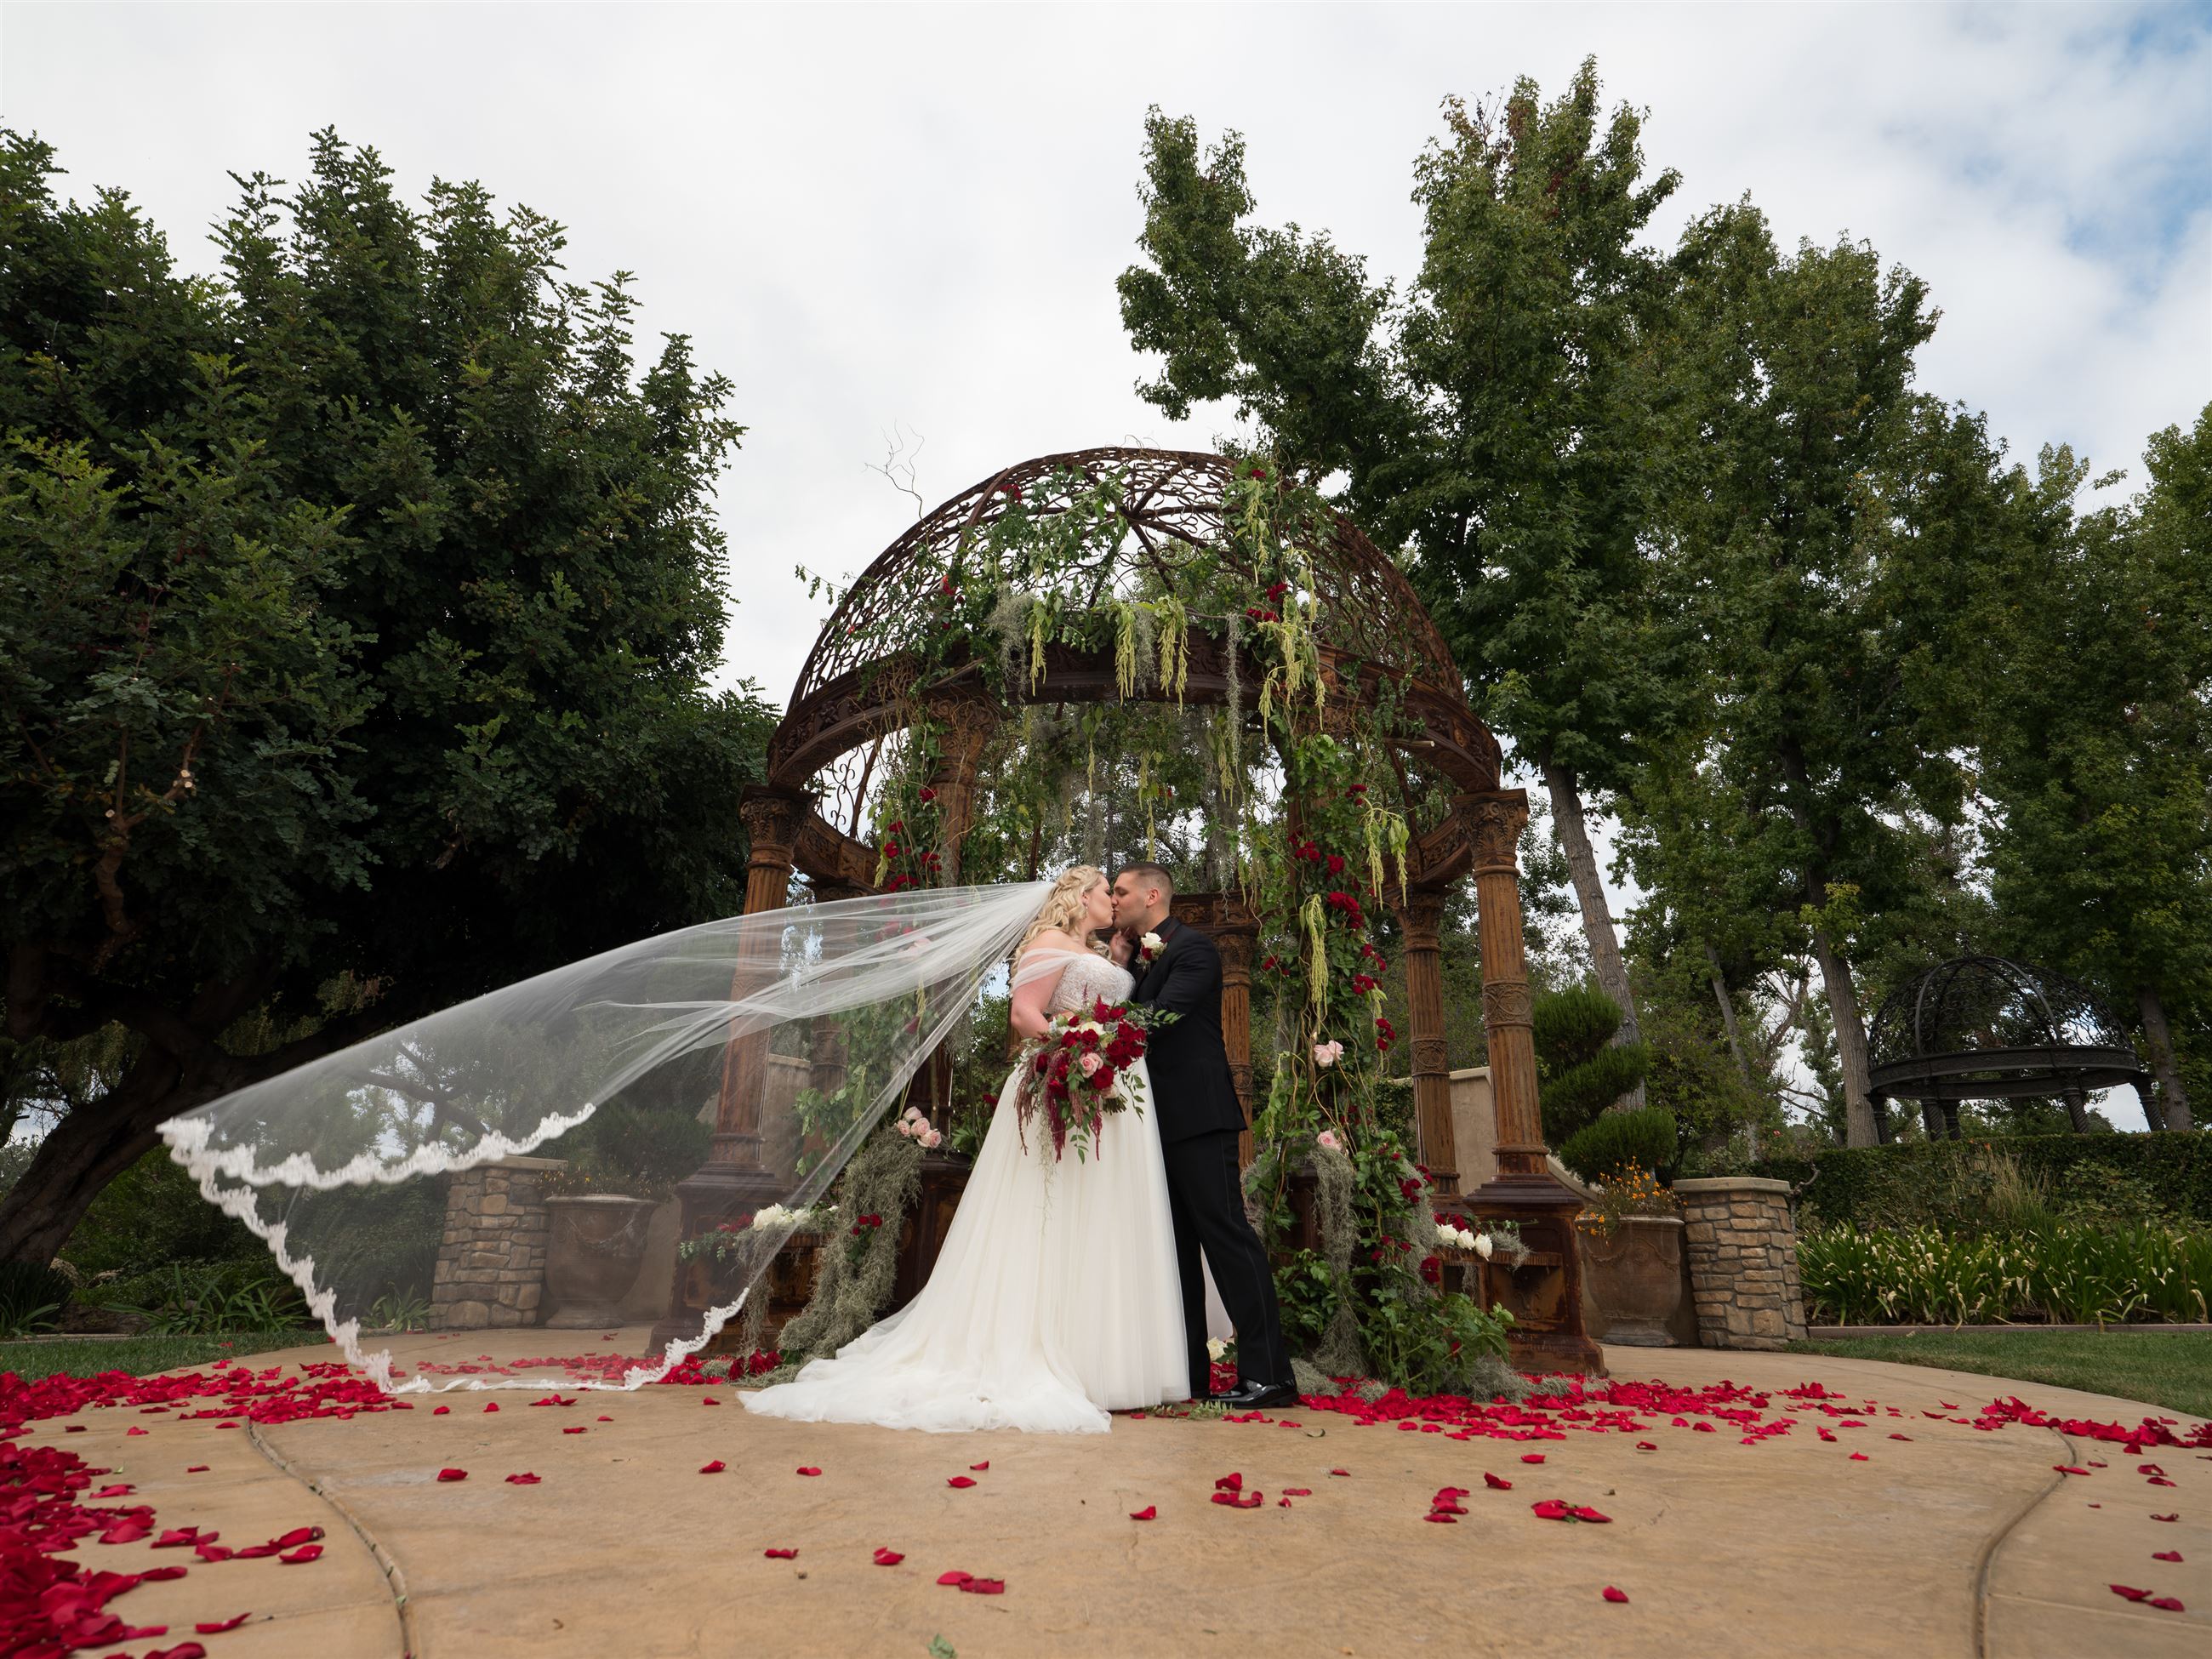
[24,1334,2207,1659]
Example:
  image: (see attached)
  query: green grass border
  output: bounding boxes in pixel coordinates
[1788,1328,2212,1421]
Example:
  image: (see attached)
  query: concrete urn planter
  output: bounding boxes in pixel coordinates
[1578,1215,1685,1348]
[543,1195,658,1329]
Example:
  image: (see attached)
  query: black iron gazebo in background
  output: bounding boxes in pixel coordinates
[1866,955,2153,1141]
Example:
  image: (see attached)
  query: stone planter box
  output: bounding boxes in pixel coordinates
[1578,1215,1686,1347]
[543,1195,658,1329]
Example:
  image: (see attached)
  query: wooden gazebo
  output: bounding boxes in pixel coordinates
[651,448,1599,1371]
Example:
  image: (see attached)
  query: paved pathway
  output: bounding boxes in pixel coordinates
[24,1335,2205,1658]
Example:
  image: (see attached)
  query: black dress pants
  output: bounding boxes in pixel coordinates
[1160,1127,1290,1395]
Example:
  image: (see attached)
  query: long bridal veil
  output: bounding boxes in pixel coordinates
[158,880,1053,1394]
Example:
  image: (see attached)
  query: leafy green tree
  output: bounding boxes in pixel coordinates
[1971,416,2212,1131]
[0,131,775,1264]
[1119,61,1686,1097]
[1662,200,2011,1145]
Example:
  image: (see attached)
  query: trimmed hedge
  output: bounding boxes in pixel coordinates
[1754,1133,2212,1232]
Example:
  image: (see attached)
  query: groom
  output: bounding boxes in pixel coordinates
[1109,864,1296,1409]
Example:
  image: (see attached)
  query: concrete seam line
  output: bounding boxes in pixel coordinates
[248,1418,421,1656]
[1971,1425,2076,1659]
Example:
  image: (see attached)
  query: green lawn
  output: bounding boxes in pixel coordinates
[0,1332,314,1382]
[1788,1330,2212,1422]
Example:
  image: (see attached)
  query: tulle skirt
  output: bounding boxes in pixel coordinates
[739,1057,1190,1434]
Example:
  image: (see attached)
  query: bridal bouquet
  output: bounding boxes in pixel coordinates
[1014,997,1175,1164]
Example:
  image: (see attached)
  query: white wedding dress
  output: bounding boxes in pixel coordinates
[739,953,1191,1433]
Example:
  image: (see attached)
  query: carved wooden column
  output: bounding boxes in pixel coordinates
[1398,887,1459,1198]
[1464,789,1604,1376]
[1215,897,1261,1166]
[652,785,809,1349]
[923,692,998,887]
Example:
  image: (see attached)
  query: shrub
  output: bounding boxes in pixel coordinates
[62,1149,266,1278]
[1755,1133,2212,1233]
[1532,986,1650,1143]
[105,1260,312,1335]
[539,1101,713,1204]
[1798,1223,2211,1325]
[1559,1106,1677,1183]
[0,1262,70,1337]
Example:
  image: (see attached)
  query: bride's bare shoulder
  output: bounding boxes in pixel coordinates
[1019,929,1082,963]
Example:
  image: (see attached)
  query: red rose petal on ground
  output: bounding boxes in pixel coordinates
[2054,1465,2092,1475]
[483,1403,499,1413]
[1849,1452,1869,1461]
[597,1416,612,1422]
[505,1474,541,1485]
[1282,1488,1312,1497]
[1330,1468,1350,1477]
[274,1527,323,1548]
[937,1571,972,1586]
[432,1406,449,1415]
[2148,1598,2185,1612]
[195,1616,252,1633]
[1531,1500,1571,1520]
[280,1543,323,1565]
[970,1461,989,1470]
[959,1577,1006,1595]
[1214,1473,1243,1491]
[562,1427,586,1435]
[1423,1513,1457,1523]
[2111,1584,2151,1601]
[2152,1514,2180,1522]
[185,1466,208,1473]
[1484,1473,1513,1490]
[126,1428,148,1437]
[700,1461,727,1474]
[1520,1453,1545,1464]
[2152,1550,2183,1562]
[703,1397,720,1405]
[1602,1587,1629,1604]
[873,1548,904,1565]
[764,1548,797,1559]
[1889,1434,1912,1441]
[436,1468,468,1481]
[1129,1506,1156,1520]
[1570,1506,1612,1524]
[797,1467,822,1477]
[946,1475,977,1488]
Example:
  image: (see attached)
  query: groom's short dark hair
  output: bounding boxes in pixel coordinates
[1117,862,1174,901]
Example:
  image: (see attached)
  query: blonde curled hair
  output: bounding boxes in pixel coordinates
[1017,865,1109,961]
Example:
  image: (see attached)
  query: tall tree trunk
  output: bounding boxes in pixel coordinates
[1541,761,1646,1112]
[2137,985,2194,1132]
[1809,926,1878,1147]
[1702,940,1755,1087]
[0,1051,188,1267]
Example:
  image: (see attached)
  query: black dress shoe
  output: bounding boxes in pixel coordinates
[1213,1378,1299,1410]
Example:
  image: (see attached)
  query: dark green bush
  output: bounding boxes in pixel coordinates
[539,1100,713,1203]
[63,1149,266,1277]
[0,1261,71,1337]
[1754,1133,2212,1233]
[1559,1105,1678,1183]
[1533,985,1650,1142]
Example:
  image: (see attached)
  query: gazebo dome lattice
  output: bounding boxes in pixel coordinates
[767,447,1502,894]
[1866,955,2150,1139]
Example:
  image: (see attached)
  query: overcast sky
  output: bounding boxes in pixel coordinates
[7,3,2206,1125]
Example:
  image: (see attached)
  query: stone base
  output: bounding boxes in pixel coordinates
[1470,1169,1605,1377]
[648,1161,790,1352]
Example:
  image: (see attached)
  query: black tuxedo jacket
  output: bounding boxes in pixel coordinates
[1130,919,1246,1145]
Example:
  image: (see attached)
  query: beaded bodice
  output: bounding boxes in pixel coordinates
[1046,953,1136,1015]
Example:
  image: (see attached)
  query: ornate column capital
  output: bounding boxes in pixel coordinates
[1397,887,1448,951]
[1462,789,1530,875]
[738,786,812,869]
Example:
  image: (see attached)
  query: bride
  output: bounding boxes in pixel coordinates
[741,867,1191,1434]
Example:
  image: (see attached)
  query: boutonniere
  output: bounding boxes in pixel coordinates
[1137,931,1165,966]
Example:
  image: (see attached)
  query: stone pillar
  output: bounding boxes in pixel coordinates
[1674,1177,1807,1349]
[430,1156,561,1330]
[1398,888,1458,1197]
[653,785,809,1349]
[1463,789,1604,1375]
